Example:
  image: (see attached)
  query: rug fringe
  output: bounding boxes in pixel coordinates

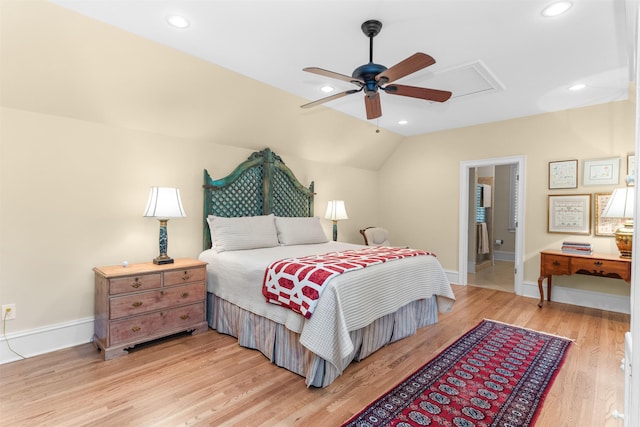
[483,318,576,343]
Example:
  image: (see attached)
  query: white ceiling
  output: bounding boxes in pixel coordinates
[52,0,633,137]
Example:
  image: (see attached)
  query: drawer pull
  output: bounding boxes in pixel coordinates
[552,261,560,266]
[180,292,189,298]
[132,301,143,308]
[182,271,191,281]
[131,278,142,288]
[180,314,190,320]
[594,261,603,267]
[131,326,141,332]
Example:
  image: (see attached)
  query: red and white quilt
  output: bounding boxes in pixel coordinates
[262,246,435,319]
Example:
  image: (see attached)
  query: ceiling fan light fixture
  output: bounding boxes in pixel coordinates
[541,1,572,17]
[166,15,190,29]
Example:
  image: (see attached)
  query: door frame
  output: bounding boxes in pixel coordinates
[458,155,526,295]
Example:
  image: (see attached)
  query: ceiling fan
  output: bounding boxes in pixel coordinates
[301,19,452,120]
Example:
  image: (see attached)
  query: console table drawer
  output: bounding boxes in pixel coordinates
[541,254,570,275]
[571,258,631,281]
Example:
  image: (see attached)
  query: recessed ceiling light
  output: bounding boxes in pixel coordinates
[541,1,572,17]
[398,120,409,125]
[569,83,586,91]
[166,15,190,29]
[321,86,334,93]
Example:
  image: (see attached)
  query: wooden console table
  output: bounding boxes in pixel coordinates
[538,250,631,308]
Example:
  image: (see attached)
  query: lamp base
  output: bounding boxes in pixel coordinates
[153,256,174,265]
[614,220,633,259]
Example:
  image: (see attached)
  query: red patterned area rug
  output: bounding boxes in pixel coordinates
[342,319,572,427]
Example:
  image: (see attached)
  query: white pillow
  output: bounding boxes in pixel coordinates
[275,216,329,245]
[207,214,279,252]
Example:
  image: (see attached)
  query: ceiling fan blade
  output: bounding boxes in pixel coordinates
[300,89,360,109]
[376,53,436,84]
[364,93,382,119]
[384,84,452,102]
[303,67,364,85]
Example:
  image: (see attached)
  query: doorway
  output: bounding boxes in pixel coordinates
[467,164,516,292]
[458,156,525,295]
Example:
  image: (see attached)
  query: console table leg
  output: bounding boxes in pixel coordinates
[537,276,544,308]
[537,275,552,308]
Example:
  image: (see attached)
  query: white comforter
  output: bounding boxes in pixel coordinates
[199,242,455,372]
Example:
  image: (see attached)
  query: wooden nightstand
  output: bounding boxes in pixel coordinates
[93,258,208,360]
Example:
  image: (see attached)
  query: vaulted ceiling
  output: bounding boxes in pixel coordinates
[1,1,636,170]
[51,0,633,137]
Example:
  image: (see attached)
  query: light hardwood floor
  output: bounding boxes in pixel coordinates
[0,285,629,426]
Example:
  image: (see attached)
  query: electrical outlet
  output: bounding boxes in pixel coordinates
[2,304,16,320]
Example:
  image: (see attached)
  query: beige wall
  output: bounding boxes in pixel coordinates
[1,101,634,336]
[379,100,635,296]
[0,107,378,332]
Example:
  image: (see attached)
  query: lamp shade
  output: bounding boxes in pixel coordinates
[602,187,634,218]
[144,187,186,219]
[325,200,348,221]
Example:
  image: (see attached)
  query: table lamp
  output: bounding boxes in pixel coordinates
[144,187,186,264]
[325,200,348,241]
[602,181,634,258]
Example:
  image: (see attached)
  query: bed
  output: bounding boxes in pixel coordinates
[199,148,455,387]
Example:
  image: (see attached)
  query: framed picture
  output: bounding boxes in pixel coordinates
[628,154,635,177]
[594,192,626,236]
[548,159,578,189]
[547,194,592,235]
[583,157,620,186]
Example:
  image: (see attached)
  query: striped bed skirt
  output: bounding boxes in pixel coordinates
[206,292,439,387]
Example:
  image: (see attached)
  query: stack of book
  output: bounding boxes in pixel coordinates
[561,241,592,255]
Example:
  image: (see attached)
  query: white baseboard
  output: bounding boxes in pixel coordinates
[493,251,515,262]
[445,270,459,284]
[0,317,94,364]
[467,262,476,273]
[521,281,630,314]
[444,269,630,314]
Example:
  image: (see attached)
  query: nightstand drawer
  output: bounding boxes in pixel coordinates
[541,254,570,275]
[164,266,206,287]
[571,258,631,281]
[110,283,205,319]
[109,273,162,295]
[109,302,205,345]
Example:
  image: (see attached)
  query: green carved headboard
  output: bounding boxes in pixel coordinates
[202,148,315,249]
